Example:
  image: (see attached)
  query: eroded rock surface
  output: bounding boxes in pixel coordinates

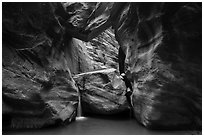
[2,45,78,129]
[63,2,114,41]
[113,3,202,129]
[84,28,119,70]
[73,68,129,115]
[2,3,83,129]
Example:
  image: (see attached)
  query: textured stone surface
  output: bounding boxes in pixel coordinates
[63,2,120,70]
[2,2,83,129]
[2,47,78,129]
[73,68,130,115]
[62,2,126,42]
[113,3,202,129]
[84,28,119,70]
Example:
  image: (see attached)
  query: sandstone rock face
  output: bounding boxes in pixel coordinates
[2,3,87,129]
[113,3,202,129]
[73,68,130,115]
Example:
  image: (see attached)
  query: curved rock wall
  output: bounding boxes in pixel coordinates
[113,3,201,129]
[2,2,90,129]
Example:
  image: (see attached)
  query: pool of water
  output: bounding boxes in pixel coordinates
[3,116,196,135]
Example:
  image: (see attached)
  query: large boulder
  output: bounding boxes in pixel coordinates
[73,68,130,115]
[113,3,202,129]
[3,65,78,129]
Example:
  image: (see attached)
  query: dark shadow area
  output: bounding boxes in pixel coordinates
[83,109,132,121]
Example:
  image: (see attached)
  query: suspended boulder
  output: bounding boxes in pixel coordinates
[74,68,130,115]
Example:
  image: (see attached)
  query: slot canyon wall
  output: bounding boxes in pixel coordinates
[113,3,202,130]
[2,2,202,130]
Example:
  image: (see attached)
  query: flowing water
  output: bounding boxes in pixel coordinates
[77,89,82,117]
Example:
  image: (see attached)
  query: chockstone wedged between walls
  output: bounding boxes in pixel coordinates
[2,2,202,132]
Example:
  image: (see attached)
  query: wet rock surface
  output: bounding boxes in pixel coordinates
[73,68,130,115]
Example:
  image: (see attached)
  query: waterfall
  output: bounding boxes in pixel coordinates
[75,77,87,121]
[76,89,86,121]
[77,90,82,117]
